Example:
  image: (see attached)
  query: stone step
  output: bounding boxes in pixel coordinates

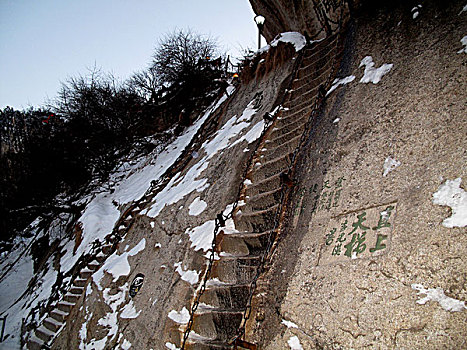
[27,334,45,350]
[79,267,93,279]
[242,189,282,214]
[95,251,106,262]
[198,284,251,310]
[274,108,304,125]
[269,117,308,139]
[138,198,151,207]
[88,260,101,270]
[250,154,291,185]
[281,97,316,120]
[235,204,279,232]
[301,35,338,65]
[286,79,320,100]
[57,300,75,313]
[74,277,88,287]
[191,310,243,342]
[102,244,114,255]
[186,338,232,349]
[283,87,321,111]
[69,285,85,295]
[64,292,80,303]
[43,317,63,332]
[131,207,142,215]
[291,65,333,92]
[244,173,281,198]
[50,308,69,322]
[268,123,306,147]
[96,252,107,262]
[210,256,260,284]
[218,231,274,256]
[295,59,334,87]
[35,325,55,342]
[197,303,244,314]
[296,50,335,79]
[260,135,300,163]
[116,225,126,235]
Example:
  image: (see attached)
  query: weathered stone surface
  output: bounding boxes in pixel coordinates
[50,44,298,350]
[246,0,467,348]
[248,0,353,42]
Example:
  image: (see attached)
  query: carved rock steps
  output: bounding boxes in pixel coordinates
[243,173,281,198]
[240,189,282,214]
[185,33,345,349]
[285,83,318,103]
[300,34,339,67]
[260,134,301,163]
[235,204,279,232]
[186,338,234,349]
[291,65,334,92]
[34,325,55,343]
[190,309,243,342]
[209,255,260,285]
[296,50,336,81]
[198,284,251,310]
[27,335,45,350]
[218,231,274,257]
[268,116,309,139]
[250,153,292,184]
[50,309,69,323]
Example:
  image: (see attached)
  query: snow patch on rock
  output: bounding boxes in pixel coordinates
[259,32,307,53]
[432,178,467,227]
[174,262,200,285]
[282,319,299,328]
[188,197,207,216]
[288,335,304,350]
[458,36,467,54]
[168,307,190,324]
[359,56,393,84]
[412,284,466,312]
[383,156,401,176]
[120,300,141,319]
[326,75,355,96]
[93,239,146,289]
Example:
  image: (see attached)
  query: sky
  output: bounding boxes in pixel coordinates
[0,0,259,110]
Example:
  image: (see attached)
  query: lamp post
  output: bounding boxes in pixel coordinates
[254,15,265,50]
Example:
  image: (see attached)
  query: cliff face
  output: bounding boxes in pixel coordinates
[246,0,467,349]
[248,0,354,41]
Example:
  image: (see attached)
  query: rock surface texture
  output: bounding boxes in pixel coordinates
[249,0,355,41]
[246,0,467,349]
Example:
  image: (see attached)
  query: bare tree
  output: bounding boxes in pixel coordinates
[127,67,162,102]
[152,29,220,85]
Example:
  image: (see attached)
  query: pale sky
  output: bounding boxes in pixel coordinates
[0,0,259,109]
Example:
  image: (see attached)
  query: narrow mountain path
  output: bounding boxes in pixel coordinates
[182,32,345,349]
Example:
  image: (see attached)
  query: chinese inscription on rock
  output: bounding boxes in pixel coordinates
[320,203,397,264]
[294,176,345,217]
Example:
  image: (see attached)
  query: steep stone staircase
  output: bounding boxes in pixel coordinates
[183,33,344,349]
